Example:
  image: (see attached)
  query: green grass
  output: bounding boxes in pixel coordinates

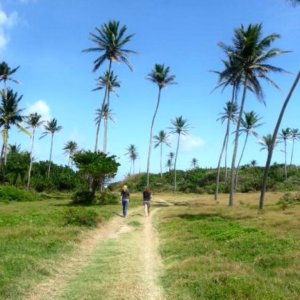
[0,196,125,300]
[155,194,300,300]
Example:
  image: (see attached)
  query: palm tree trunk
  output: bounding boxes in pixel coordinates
[215,119,231,200]
[284,140,287,179]
[103,90,111,154]
[47,134,54,179]
[94,91,107,152]
[260,70,300,209]
[229,78,248,206]
[146,88,162,187]
[160,143,163,178]
[290,140,295,166]
[27,128,35,189]
[3,126,9,166]
[235,133,249,190]
[174,134,180,192]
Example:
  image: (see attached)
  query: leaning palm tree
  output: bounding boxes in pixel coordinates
[93,70,120,152]
[290,128,300,165]
[125,144,138,175]
[279,127,292,180]
[0,89,27,166]
[153,130,170,177]
[169,116,190,192]
[63,140,78,167]
[214,101,238,200]
[235,111,263,188]
[40,118,62,178]
[219,23,287,206]
[260,71,300,209]
[25,112,43,188]
[0,62,19,91]
[146,64,176,186]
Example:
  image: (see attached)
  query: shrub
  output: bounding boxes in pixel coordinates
[277,192,300,210]
[0,185,38,202]
[72,190,95,205]
[97,192,118,205]
[63,208,101,227]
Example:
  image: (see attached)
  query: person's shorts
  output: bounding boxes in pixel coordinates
[143,200,151,207]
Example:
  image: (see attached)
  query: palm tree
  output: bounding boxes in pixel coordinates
[40,118,62,178]
[235,111,263,188]
[290,128,300,165]
[260,71,300,209]
[191,158,199,169]
[219,23,287,206]
[63,141,78,166]
[0,62,19,91]
[153,130,170,177]
[126,144,138,175]
[166,152,174,172]
[170,116,190,192]
[93,70,120,152]
[25,113,43,188]
[279,127,292,180]
[214,101,238,200]
[259,134,277,153]
[146,64,176,186]
[0,89,27,166]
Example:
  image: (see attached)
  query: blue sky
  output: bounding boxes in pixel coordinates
[0,0,300,180]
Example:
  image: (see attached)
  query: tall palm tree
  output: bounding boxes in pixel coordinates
[0,62,19,91]
[260,71,300,209]
[214,101,238,200]
[170,116,190,192]
[235,111,263,188]
[93,70,120,152]
[63,141,78,166]
[146,64,176,186]
[25,113,43,188]
[0,89,27,166]
[279,127,292,180]
[153,130,170,177]
[166,151,175,172]
[259,134,277,153]
[219,23,287,206]
[125,144,138,175]
[40,118,62,178]
[290,128,300,166]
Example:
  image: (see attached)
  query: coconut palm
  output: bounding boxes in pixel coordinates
[63,141,78,167]
[235,111,263,188]
[191,158,199,169]
[260,71,300,209]
[259,134,277,153]
[93,70,120,152]
[25,113,43,188]
[126,144,138,175]
[146,64,176,186]
[0,62,19,91]
[170,116,190,192]
[153,130,170,177]
[40,118,62,178]
[166,152,175,172]
[290,128,300,165]
[214,101,238,200]
[219,23,287,206]
[279,127,292,180]
[0,89,27,166]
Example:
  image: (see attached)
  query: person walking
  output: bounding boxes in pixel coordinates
[143,187,152,217]
[120,185,130,218]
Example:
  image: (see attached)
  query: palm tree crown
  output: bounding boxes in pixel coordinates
[0,62,20,89]
[147,64,176,89]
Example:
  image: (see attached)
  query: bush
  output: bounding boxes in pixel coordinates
[97,192,118,205]
[31,177,55,192]
[277,192,300,210]
[72,190,95,205]
[63,208,101,227]
[0,185,38,202]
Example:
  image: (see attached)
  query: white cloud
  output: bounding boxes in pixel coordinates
[26,100,51,122]
[180,134,205,152]
[0,9,18,51]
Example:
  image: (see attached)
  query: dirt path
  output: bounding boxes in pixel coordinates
[25,206,165,300]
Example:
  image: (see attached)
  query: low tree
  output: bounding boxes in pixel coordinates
[73,150,120,197]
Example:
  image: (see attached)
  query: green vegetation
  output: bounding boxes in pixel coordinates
[156,194,300,299]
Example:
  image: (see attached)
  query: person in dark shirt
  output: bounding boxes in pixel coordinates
[142,187,152,217]
[120,185,130,217]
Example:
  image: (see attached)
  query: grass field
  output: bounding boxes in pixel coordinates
[154,192,300,299]
[0,193,141,300]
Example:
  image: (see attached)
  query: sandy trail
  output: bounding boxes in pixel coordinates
[25,205,164,300]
